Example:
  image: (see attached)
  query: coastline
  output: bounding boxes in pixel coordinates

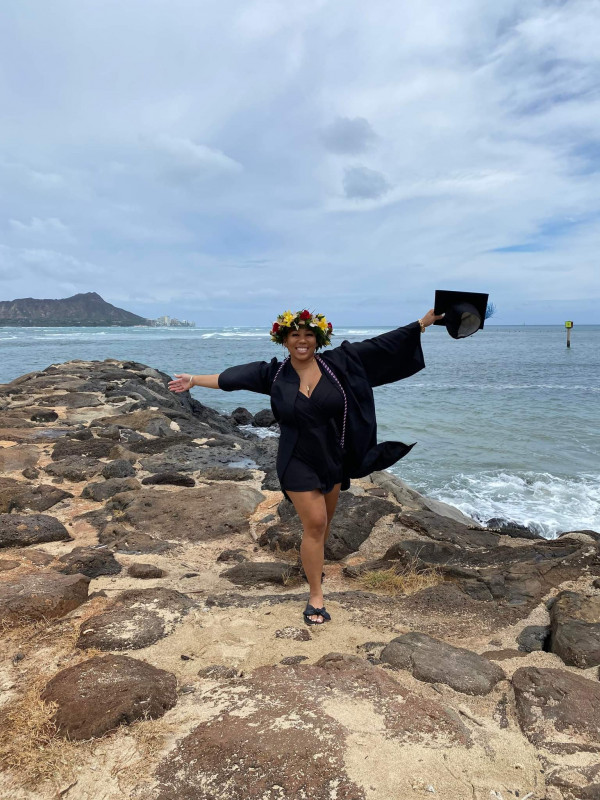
[1,358,600,798]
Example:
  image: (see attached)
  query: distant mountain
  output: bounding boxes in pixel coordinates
[0,292,150,327]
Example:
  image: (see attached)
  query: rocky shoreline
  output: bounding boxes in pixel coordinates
[1,358,599,800]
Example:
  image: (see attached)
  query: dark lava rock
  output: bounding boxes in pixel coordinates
[220,561,301,587]
[154,662,470,800]
[280,655,309,665]
[127,563,165,579]
[81,477,141,501]
[0,513,71,548]
[41,654,177,740]
[485,518,543,540]
[44,456,104,482]
[126,434,195,455]
[230,407,254,425]
[0,571,90,625]
[51,437,115,460]
[98,524,172,554]
[67,428,94,441]
[21,467,40,479]
[197,665,239,679]
[104,485,263,543]
[380,631,505,695]
[0,478,72,513]
[195,467,254,482]
[481,648,529,662]
[550,590,600,668]
[216,549,248,563]
[77,587,194,651]
[517,624,551,653]
[57,546,122,579]
[252,408,276,427]
[141,472,195,487]
[275,626,311,641]
[260,493,398,560]
[30,409,59,422]
[39,392,102,408]
[396,510,500,549]
[101,459,136,479]
[512,666,600,752]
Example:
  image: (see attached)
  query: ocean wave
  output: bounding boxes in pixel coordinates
[418,470,600,539]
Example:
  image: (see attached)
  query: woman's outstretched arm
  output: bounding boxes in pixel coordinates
[168,373,220,392]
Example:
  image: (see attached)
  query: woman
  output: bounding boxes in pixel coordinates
[169,308,442,625]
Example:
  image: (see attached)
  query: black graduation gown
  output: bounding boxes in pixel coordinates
[218,321,425,492]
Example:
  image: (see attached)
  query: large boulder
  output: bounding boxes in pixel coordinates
[57,546,122,578]
[41,655,177,740]
[0,570,89,625]
[44,456,105,482]
[104,485,263,543]
[512,666,600,753]
[0,478,72,513]
[51,437,115,460]
[550,590,600,668]
[219,561,301,587]
[81,477,141,501]
[0,513,71,548]
[380,631,506,695]
[77,587,194,651]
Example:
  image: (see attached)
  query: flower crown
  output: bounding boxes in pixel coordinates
[270,309,333,347]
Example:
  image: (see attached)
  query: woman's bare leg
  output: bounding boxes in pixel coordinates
[287,484,342,623]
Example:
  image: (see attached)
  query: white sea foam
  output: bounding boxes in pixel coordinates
[238,424,279,439]
[423,470,600,539]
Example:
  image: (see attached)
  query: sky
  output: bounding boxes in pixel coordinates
[0,0,599,326]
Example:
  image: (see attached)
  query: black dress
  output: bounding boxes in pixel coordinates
[281,371,345,495]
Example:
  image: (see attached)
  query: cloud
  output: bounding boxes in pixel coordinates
[343,166,390,200]
[320,117,377,154]
[0,0,598,323]
[9,217,74,243]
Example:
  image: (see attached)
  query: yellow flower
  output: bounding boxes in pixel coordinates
[281,310,294,326]
[317,317,328,330]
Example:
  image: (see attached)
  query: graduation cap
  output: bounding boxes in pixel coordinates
[434,290,489,339]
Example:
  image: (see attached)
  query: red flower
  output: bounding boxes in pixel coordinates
[300,309,311,320]
[327,322,333,330]
[272,322,280,333]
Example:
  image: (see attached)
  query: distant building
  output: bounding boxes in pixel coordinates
[151,315,195,328]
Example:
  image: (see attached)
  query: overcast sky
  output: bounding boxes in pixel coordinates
[1,0,599,325]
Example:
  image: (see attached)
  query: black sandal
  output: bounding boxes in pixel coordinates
[303,604,331,626]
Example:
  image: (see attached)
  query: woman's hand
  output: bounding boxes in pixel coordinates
[168,373,194,393]
[419,309,445,328]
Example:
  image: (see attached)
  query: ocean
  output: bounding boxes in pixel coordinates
[1,324,598,539]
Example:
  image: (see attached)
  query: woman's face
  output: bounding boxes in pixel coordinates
[283,325,317,361]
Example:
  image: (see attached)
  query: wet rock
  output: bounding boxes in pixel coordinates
[230,407,253,425]
[0,478,72,513]
[512,666,600,752]
[550,590,600,668]
[380,632,505,695]
[57,546,122,578]
[51,437,115,460]
[517,624,551,652]
[141,472,195,487]
[77,587,194,651]
[154,662,470,800]
[0,513,71,548]
[41,654,177,740]
[275,626,311,641]
[0,570,89,625]
[216,549,248,563]
[197,665,238,679]
[260,493,398,560]
[127,563,165,579]
[44,456,104,482]
[220,561,301,587]
[0,445,40,472]
[101,459,136,479]
[105,485,263,543]
[81,477,141,501]
[252,408,276,427]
